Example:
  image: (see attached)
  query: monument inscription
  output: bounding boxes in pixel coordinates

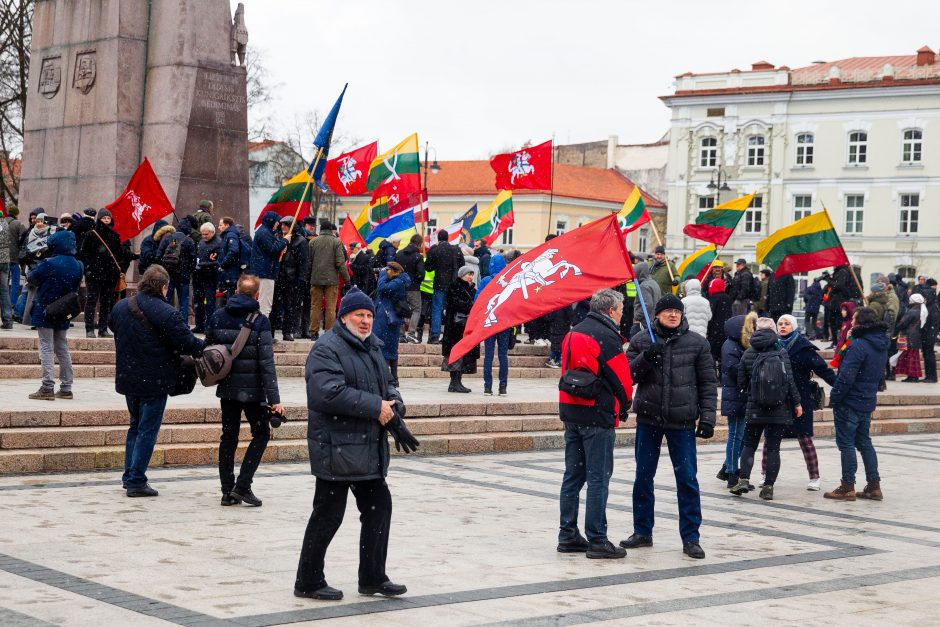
[192,70,246,128]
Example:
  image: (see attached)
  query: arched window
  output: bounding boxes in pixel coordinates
[747,135,765,166]
[848,131,868,164]
[699,137,717,168]
[902,129,923,163]
[795,133,814,166]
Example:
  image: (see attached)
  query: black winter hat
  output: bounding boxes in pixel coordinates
[654,294,684,315]
[338,288,375,318]
[437,230,449,242]
[654,245,665,254]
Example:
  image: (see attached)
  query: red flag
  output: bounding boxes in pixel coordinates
[339,213,367,250]
[388,188,429,223]
[490,140,553,191]
[106,158,175,242]
[324,141,378,196]
[449,214,634,363]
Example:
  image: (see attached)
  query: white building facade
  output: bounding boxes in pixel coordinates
[663,48,940,283]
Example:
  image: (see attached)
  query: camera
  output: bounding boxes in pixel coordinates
[261,402,286,428]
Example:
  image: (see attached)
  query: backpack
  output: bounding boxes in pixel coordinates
[749,351,789,409]
[194,312,259,386]
[751,276,762,300]
[161,234,184,273]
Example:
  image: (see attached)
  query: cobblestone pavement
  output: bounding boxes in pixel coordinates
[2,434,940,625]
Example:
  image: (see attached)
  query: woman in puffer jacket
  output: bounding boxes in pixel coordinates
[717,311,757,488]
[681,278,712,338]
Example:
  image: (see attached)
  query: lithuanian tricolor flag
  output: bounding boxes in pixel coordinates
[618,187,650,234]
[677,244,718,283]
[468,190,514,244]
[254,169,314,228]
[683,193,755,246]
[367,133,421,199]
[757,210,849,277]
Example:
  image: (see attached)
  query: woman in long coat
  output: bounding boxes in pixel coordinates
[373,262,411,386]
[441,265,479,393]
[895,293,925,382]
[706,277,733,364]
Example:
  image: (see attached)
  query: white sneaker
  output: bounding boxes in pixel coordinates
[536,339,551,347]
[759,475,766,488]
[807,478,821,491]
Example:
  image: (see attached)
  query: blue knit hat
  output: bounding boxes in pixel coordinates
[338,288,375,318]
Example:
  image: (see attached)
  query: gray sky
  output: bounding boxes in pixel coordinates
[237,0,940,159]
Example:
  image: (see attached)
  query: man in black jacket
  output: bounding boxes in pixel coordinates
[623,294,717,560]
[274,217,310,341]
[206,274,284,506]
[557,289,632,559]
[767,272,796,320]
[730,258,753,315]
[425,231,464,343]
[394,233,425,342]
[295,288,415,601]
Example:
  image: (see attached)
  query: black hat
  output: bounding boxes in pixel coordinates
[303,216,317,225]
[338,288,375,318]
[735,258,747,265]
[654,294,684,315]
[437,230,449,242]
[84,208,97,217]
[654,245,665,254]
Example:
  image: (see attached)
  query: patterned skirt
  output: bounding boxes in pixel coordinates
[895,349,923,378]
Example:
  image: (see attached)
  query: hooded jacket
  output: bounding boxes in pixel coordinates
[836,301,858,351]
[681,279,712,338]
[205,292,279,404]
[804,279,823,315]
[373,269,412,362]
[27,231,84,330]
[425,239,464,290]
[650,258,678,298]
[475,253,507,298]
[730,266,754,302]
[632,262,661,326]
[719,315,750,418]
[80,210,122,286]
[218,225,243,286]
[829,321,890,412]
[249,211,287,279]
[768,273,796,317]
[156,224,197,279]
[737,328,801,425]
[138,219,168,275]
[278,227,310,286]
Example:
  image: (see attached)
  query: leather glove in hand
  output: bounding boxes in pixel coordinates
[695,423,714,439]
[643,342,664,366]
[387,415,420,454]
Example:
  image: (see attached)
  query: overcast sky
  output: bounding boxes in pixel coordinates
[236,0,940,160]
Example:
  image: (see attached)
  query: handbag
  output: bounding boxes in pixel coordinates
[897,335,908,352]
[44,292,82,325]
[454,312,468,325]
[557,337,603,399]
[393,299,413,319]
[127,295,197,396]
[193,312,259,386]
[808,379,824,411]
[91,229,127,292]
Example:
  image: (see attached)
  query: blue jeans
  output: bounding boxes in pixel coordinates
[723,415,746,474]
[430,289,446,337]
[633,423,702,543]
[123,394,169,489]
[833,406,880,485]
[483,330,510,391]
[559,423,616,543]
[9,262,21,305]
[0,264,11,325]
[167,277,190,318]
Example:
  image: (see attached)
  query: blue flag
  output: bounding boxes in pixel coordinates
[365,210,416,250]
[458,204,478,244]
[308,84,348,189]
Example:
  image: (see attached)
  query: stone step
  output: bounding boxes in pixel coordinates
[4,417,940,474]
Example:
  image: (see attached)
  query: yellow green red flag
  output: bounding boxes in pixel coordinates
[617,187,650,233]
[367,133,421,199]
[756,210,849,277]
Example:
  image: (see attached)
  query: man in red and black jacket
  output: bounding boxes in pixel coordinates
[557,289,632,560]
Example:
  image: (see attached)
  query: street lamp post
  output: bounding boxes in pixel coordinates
[422,141,440,240]
[707,168,732,205]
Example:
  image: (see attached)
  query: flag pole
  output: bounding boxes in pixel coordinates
[546,135,556,238]
[821,204,867,306]
[650,225,677,290]
[279,149,324,260]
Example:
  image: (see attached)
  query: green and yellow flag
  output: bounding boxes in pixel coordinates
[757,210,849,277]
[367,133,421,199]
[617,187,650,233]
[468,190,514,244]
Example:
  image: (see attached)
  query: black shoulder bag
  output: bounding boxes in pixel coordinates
[558,337,603,399]
[127,295,197,396]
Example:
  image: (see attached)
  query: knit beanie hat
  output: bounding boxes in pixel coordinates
[457,265,475,279]
[338,288,375,318]
[870,282,886,293]
[756,317,777,330]
[654,294,684,315]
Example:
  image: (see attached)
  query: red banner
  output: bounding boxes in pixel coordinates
[324,141,378,196]
[449,214,634,363]
[388,188,429,223]
[339,213,367,251]
[490,140,553,191]
[106,158,175,242]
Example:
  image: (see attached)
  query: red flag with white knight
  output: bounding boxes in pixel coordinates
[387,188,429,223]
[106,158,175,242]
[449,214,634,363]
[324,141,377,196]
[490,140,553,191]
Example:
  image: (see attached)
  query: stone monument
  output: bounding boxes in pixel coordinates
[19,0,250,229]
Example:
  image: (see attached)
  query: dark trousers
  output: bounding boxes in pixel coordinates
[123,394,168,489]
[275,282,302,336]
[300,282,311,336]
[805,312,819,337]
[559,423,615,543]
[417,291,432,336]
[738,423,785,485]
[632,423,701,543]
[295,478,392,592]
[923,331,938,381]
[85,282,116,332]
[192,277,217,331]
[827,306,842,344]
[218,399,271,494]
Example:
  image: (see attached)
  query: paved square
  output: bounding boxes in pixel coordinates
[2,434,940,625]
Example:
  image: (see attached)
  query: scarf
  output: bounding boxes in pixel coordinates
[909,295,928,328]
[778,329,801,352]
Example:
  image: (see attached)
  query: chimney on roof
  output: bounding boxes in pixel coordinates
[917,46,936,66]
[751,61,774,71]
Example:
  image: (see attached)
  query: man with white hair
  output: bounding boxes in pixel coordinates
[192,221,221,333]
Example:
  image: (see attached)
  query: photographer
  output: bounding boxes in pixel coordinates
[205,274,283,507]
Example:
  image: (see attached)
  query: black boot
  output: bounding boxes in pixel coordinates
[448,372,471,393]
[389,360,399,387]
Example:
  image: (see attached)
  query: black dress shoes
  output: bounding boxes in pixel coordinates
[619,533,653,549]
[557,535,590,553]
[294,585,343,601]
[358,581,407,597]
[683,541,706,559]
[126,484,158,497]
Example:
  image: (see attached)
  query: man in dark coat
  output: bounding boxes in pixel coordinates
[803,277,823,339]
[192,222,222,333]
[307,221,348,338]
[294,288,415,601]
[767,272,796,320]
[249,211,287,318]
[80,208,122,338]
[624,294,717,560]
[922,278,938,383]
[424,231,464,344]
[730,258,753,316]
[216,216,243,302]
[394,233,425,342]
[156,223,197,317]
[557,289,632,558]
[206,274,284,506]
[109,265,203,497]
[473,239,492,278]
[274,217,310,341]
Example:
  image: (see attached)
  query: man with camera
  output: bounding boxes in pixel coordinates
[205,274,284,507]
[295,288,419,601]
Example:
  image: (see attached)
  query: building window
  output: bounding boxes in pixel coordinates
[706,107,725,117]
[795,133,814,166]
[500,226,513,245]
[897,265,917,280]
[902,129,923,163]
[637,227,649,253]
[899,193,920,234]
[848,131,868,165]
[746,135,765,166]
[425,217,437,238]
[844,194,864,234]
[337,216,346,227]
[744,195,763,233]
[793,194,813,221]
[699,137,717,168]
[698,196,716,211]
[555,219,568,236]
[250,162,269,185]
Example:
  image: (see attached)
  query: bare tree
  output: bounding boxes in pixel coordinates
[244,47,280,141]
[0,0,33,204]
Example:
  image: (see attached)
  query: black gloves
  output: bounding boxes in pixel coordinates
[387,415,420,454]
[695,423,714,439]
[671,279,679,287]
[643,342,664,366]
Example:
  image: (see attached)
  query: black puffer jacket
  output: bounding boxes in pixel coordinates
[205,293,279,405]
[627,318,718,430]
[737,328,801,425]
[730,267,753,302]
[425,240,464,290]
[80,213,122,286]
[768,274,796,317]
[194,234,222,283]
[278,230,310,286]
[305,320,402,481]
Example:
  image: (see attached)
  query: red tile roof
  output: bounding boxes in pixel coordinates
[248,139,282,152]
[426,160,664,208]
